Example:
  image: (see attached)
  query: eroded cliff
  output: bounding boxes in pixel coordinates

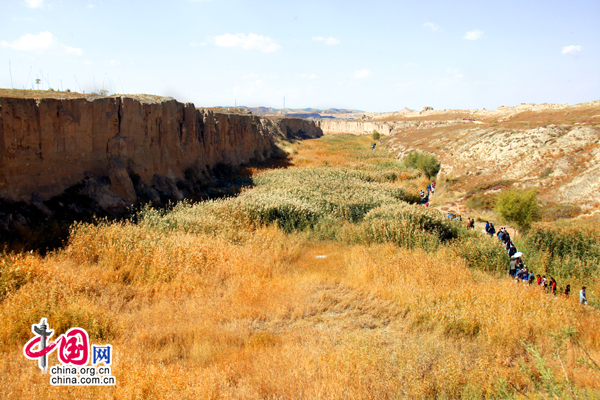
[0,94,322,207]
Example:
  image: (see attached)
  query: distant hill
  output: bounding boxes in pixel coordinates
[241,106,364,118]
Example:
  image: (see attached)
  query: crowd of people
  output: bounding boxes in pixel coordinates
[417,179,589,306]
[420,181,436,207]
[488,222,588,304]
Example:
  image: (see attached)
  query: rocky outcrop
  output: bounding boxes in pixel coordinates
[274,117,324,138]
[317,119,396,135]
[317,118,470,135]
[0,95,322,205]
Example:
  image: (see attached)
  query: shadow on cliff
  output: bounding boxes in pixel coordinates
[0,158,294,255]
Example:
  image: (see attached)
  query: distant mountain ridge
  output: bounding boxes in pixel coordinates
[240,106,364,117]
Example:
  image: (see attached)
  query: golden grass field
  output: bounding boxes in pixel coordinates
[1,134,599,399]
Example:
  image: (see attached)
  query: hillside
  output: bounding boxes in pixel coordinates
[320,101,600,215]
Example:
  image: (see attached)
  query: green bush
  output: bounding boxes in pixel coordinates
[495,189,539,231]
[372,130,381,141]
[402,151,441,179]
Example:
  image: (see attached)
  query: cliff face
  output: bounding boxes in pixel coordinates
[0,95,322,204]
[274,117,323,139]
[317,119,395,135]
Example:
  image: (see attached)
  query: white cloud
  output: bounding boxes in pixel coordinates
[215,33,281,53]
[464,29,484,40]
[562,45,582,55]
[354,68,371,79]
[423,22,440,32]
[1,31,82,55]
[25,0,45,8]
[313,36,341,45]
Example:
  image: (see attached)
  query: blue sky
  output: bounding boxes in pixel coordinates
[1,0,598,111]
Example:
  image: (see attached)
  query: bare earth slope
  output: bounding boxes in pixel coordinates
[370,101,600,210]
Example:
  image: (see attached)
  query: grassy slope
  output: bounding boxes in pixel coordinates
[0,134,599,399]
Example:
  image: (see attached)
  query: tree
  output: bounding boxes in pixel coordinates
[35,78,41,90]
[402,150,441,179]
[495,189,539,231]
[372,130,381,141]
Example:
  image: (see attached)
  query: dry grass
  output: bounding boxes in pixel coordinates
[1,229,599,399]
[1,133,599,399]
[0,88,86,99]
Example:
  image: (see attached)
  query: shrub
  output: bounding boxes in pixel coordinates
[495,189,539,231]
[402,151,441,179]
[372,130,381,141]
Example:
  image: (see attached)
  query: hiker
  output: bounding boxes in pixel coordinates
[498,229,505,241]
[516,258,524,270]
[564,284,571,297]
[503,230,511,244]
[487,223,496,236]
[580,287,587,305]
[420,190,425,198]
[528,274,535,285]
[509,257,517,278]
[541,276,548,289]
[550,277,557,295]
[371,143,376,151]
[467,218,475,230]
[536,274,542,285]
[508,243,517,258]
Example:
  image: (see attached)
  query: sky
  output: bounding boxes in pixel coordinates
[1,0,599,111]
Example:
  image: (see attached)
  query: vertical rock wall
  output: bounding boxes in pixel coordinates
[0,95,321,203]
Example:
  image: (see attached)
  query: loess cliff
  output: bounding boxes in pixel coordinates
[0,93,322,208]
